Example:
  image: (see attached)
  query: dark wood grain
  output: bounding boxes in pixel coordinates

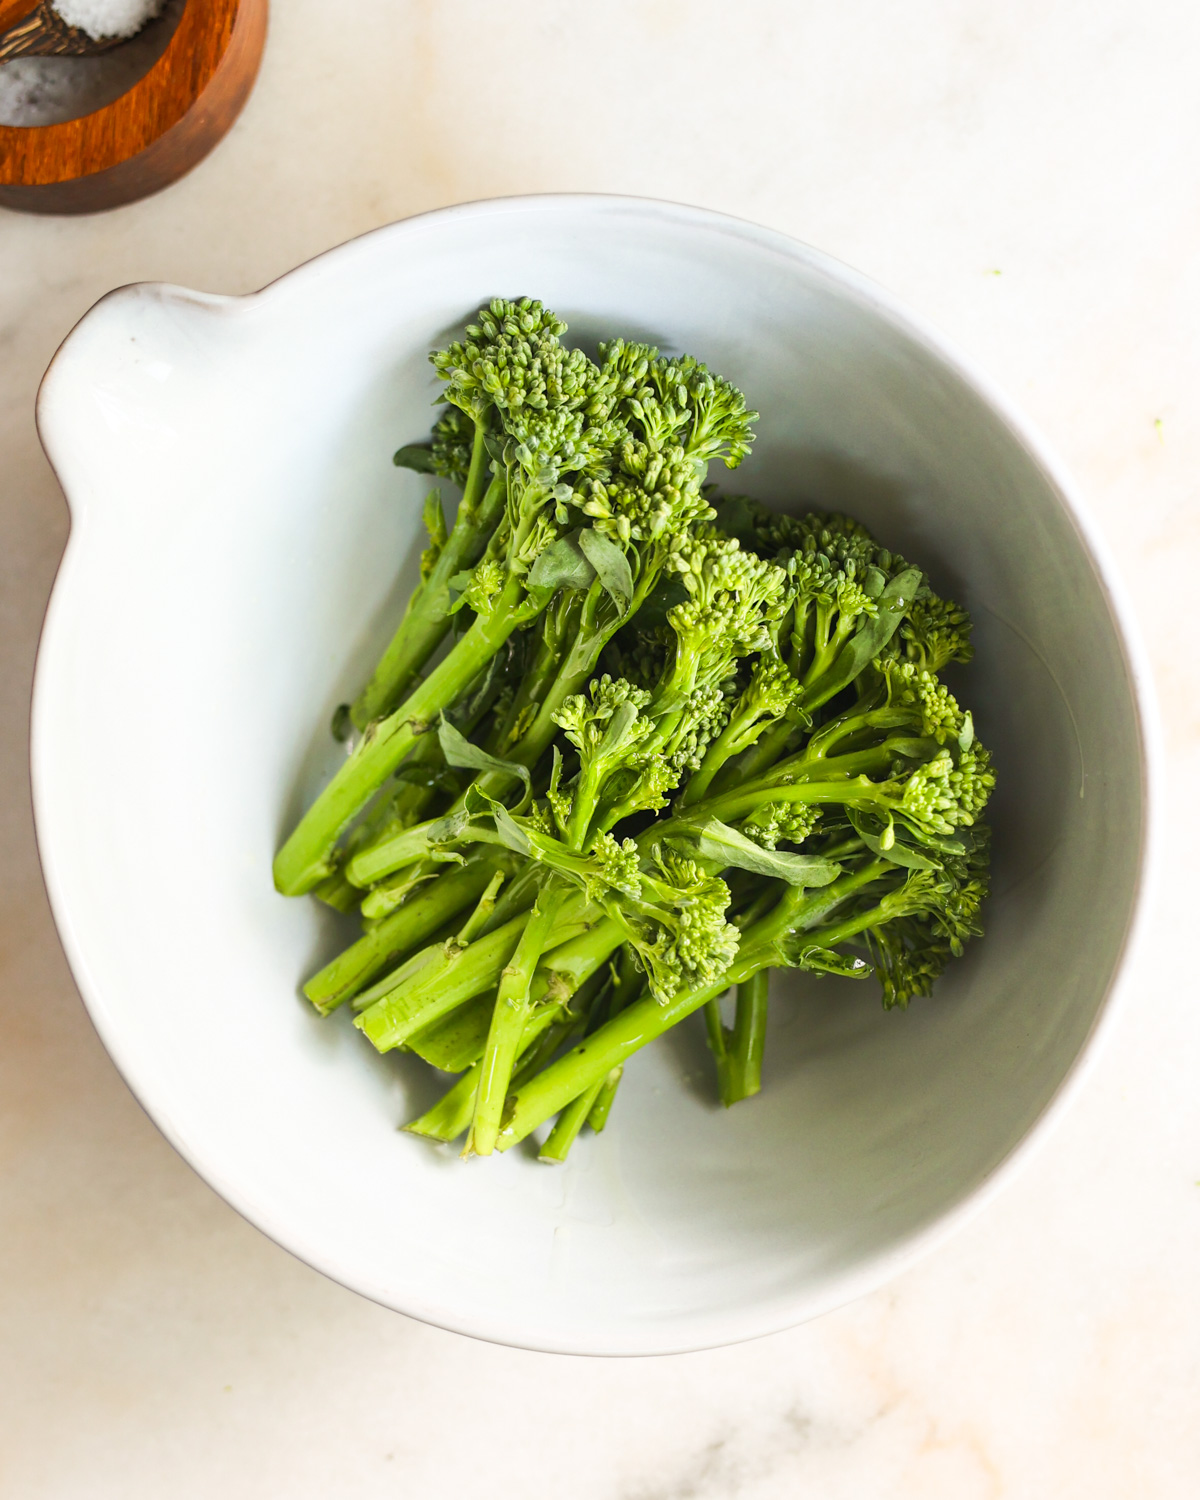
[0,0,268,214]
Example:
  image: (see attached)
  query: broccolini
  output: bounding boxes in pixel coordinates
[275,298,994,1162]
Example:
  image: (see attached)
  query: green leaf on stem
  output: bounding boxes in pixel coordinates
[528,532,596,593]
[437,717,531,793]
[673,817,843,887]
[578,528,633,609]
[846,809,939,870]
[489,801,533,857]
[444,569,476,615]
[779,940,873,978]
[812,566,924,703]
[393,444,438,473]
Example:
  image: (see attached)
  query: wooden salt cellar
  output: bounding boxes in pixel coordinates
[0,0,267,214]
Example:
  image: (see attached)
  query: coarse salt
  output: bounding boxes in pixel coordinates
[51,0,164,41]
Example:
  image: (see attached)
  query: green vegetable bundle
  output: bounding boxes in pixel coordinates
[274,298,994,1161]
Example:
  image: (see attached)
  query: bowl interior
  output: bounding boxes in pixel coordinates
[32,199,1146,1353]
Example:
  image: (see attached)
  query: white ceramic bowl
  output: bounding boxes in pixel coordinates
[32,196,1154,1355]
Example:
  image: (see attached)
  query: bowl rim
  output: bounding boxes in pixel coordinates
[30,192,1162,1355]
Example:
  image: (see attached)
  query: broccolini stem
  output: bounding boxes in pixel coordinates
[498,968,741,1151]
[455,574,631,814]
[351,427,503,729]
[477,861,545,935]
[384,644,518,830]
[511,1016,580,1081]
[355,894,612,1053]
[687,725,918,822]
[302,855,511,1014]
[580,958,645,1134]
[496,874,884,1150]
[404,999,578,1143]
[347,820,453,887]
[486,589,583,755]
[274,572,542,896]
[704,994,731,1093]
[586,1067,623,1132]
[368,735,447,837]
[513,581,608,743]
[530,914,626,994]
[452,868,509,945]
[710,716,802,795]
[416,580,614,819]
[344,588,630,881]
[356,911,541,1052]
[774,733,935,786]
[538,1076,606,1162]
[801,703,893,760]
[665,776,893,838]
[718,968,770,1106]
[358,860,440,922]
[310,867,363,914]
[469,882,568,1156]
[801,605,858,691]
[679,712,768,808]
[403,1066,480,1142]
[799,894,915,951]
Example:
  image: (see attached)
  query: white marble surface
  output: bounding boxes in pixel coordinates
[2,2,1198,1494]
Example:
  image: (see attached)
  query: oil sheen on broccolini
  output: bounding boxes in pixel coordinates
[276,298,994,1161]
